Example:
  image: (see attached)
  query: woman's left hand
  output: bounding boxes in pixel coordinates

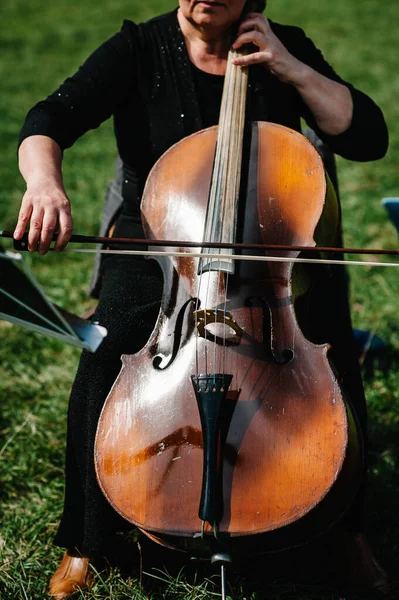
[232,13,303,84]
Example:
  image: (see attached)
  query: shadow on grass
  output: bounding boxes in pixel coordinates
[99,523,392,600]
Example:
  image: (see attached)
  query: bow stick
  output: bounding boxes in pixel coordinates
[1,230,399,256]
[1,231,399,268]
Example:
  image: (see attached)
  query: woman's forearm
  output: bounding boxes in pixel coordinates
[15,135,73,253]
[18,135,64,186]
[289,63,353,135]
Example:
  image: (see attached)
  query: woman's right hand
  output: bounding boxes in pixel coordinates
[14,179,73,254]
[15,136,73,254]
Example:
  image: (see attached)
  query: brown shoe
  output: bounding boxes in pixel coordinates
[49,549,93,599]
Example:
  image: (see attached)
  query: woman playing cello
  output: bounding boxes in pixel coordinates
[14,0,389,597]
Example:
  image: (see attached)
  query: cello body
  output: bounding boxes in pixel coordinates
[94,122,363,554]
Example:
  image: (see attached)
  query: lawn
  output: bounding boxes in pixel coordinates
[0,1,398,598]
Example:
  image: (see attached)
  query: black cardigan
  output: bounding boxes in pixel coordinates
[19,9,388,206]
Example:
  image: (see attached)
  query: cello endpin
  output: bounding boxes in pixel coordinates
[211,553,233,600]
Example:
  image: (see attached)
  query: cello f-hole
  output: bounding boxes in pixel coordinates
[153,298,198,370]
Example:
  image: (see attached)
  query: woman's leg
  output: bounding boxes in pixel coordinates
[54,256,162,556]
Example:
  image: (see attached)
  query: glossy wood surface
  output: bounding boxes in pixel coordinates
[95,124,360,547]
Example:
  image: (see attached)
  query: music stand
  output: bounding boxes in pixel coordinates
[0,247,107,352]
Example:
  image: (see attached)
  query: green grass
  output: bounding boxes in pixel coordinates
[0,1,398,598]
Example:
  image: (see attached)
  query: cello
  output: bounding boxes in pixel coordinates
[94,0,363,587]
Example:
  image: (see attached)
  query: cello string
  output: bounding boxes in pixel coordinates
[197,263,208,379]
[195,258,202,380]
[216,57,231,386]
[223,272,230,379]
[220,55,238,381]
[214,50,233,387]
[218,52,236,385]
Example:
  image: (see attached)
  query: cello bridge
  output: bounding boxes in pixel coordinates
[194,309,244,340]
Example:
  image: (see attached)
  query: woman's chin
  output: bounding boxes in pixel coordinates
[191,12,231,31]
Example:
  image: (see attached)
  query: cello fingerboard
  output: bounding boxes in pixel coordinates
[200,47,249,275]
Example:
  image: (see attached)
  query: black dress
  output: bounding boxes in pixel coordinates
[19,9,388,555]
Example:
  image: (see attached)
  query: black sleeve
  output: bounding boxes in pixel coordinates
[272,22,389,161]
[18,20,139,150]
